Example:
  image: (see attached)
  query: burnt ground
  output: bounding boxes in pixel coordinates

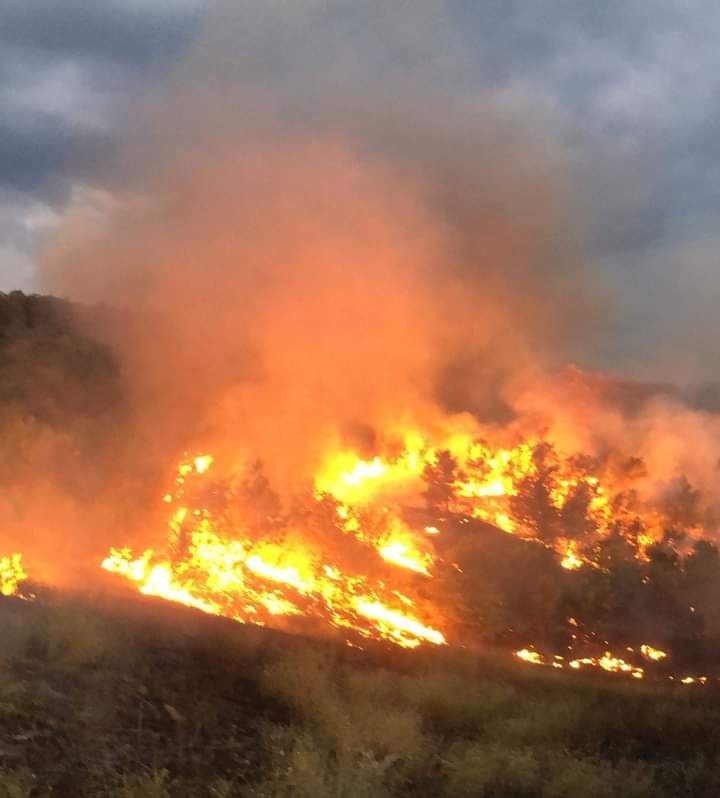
[1,586,719,797]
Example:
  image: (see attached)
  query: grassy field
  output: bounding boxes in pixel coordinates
[1,588,719,798]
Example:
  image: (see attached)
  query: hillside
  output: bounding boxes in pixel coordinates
[3,292,720,796]
[1,588,719,797]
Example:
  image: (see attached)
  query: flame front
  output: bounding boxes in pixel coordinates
[102,454,446,648]
[101,419,716,656]
[513,645,665,680]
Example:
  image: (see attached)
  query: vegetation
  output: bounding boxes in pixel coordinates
[0,290,122,429]
[424,449,720,669]
[4,290,720,665]
[4,291,720,795]
[0,289,126,492]
[0,291,147,578]
[1,589,720,797]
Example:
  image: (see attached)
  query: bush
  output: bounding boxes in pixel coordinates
[401,672,517,737]
[485,697,583,748]
[542,754,654,798]
[260,649,427,794]
[444,742,541,797]
[247,726,391,798]
[43,601,116,668]
[109,769,171,798]
[0,769,33,798]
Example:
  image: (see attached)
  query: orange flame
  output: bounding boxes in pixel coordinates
[100,422,699,654]
[102,455,445,648]
[1,553,26,597]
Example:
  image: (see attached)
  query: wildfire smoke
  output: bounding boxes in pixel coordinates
[15,3,720,680]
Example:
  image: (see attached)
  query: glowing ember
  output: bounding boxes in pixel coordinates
[679,676,708,685]
[640,644,668,662]
[517,646,644,680]
[0,553,26,597]
[515,648,544,665]
[566,653,644,678]
[193,454,214,474]
[559,540,584,570]
[511,640,711,685]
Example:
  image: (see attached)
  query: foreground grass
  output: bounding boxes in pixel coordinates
[0,590,719,797]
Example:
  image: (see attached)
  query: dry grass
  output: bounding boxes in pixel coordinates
[1,590,720,797]
[0,768,34,798]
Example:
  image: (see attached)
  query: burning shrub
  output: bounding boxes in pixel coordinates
[7,293,720,683]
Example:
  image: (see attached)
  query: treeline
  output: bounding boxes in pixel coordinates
[0,291,130,489]
[0,292,137,576]
[422,443,720,672]
[0,290,123,432]
[4,291,720,670]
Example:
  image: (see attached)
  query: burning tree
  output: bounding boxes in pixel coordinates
[423,450,463,517]
[509,442,562,543]
[0,553,27,597]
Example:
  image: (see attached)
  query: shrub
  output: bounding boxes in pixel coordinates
[0,769,33,798]
[108,768,171,798]
[484,696,584,748]
[261,645,337,721]
[401,672,517,737]
[542,754,654,798]
[19,598,117,669]
[444,742,541,797]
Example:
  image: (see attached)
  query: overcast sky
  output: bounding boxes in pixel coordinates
[1,0,718,379]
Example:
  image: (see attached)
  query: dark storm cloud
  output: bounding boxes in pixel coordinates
[445,0,720,379]
[452,0,720,248]
[2,0,720,382]
[0,0,207,288]
[0,0,205,196]
[0,114,111,198]
[0,0,204,69]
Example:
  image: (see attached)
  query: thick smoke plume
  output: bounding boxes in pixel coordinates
[22,1,720,602]
[41,2,595,486]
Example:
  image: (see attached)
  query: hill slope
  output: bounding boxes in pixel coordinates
[1,588,719,798]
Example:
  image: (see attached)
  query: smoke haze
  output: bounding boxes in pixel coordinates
[40,2,599,484]
[9,1,716,604]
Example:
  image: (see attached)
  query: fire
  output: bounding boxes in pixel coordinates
[1,553,26,597]
[377,520,434,575]
[515,645,645,679]
[514,621,670,681]
[678,676,708,685]
[101,418,718,660]
[569,653,645,680]
[315,429,617,575]
[193,454,214,474]
[511,639,717,685]
[516,647,645,679]
[515,648,544,665]
[102,455,446,648]
[559,540,584,570]
[355,601,445,647]
[315,454,393,504]
[640,644,667,662]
